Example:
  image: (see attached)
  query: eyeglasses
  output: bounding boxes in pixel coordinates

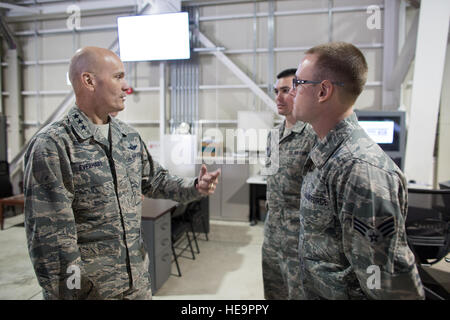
[292,78,344,90]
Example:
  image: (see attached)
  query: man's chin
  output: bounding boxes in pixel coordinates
[277,108,288,115]
[294,114,310,124]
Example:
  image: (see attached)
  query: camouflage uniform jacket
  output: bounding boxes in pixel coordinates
[299,112,425,300]
[262,120,316,299]
[23,106,200,299]
[265,120,316,211]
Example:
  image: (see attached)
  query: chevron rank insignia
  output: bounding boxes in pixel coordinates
[353,216,396,244]
[129,144,138,150]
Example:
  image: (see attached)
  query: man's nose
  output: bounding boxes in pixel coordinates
[275,92,283,103]
[123,79,130,91]
[288,86,296,97]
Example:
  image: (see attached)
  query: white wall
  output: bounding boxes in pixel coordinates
[400,4,450,187]
[437,42,450,185]
[2,0,385,162]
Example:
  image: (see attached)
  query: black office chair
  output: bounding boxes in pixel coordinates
[405,188,450,300]
[184,200,209,254]
[0,161,13,198]
[170,203,196,277]
[439,180,450,190]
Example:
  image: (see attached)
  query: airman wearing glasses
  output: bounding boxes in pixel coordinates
[290,42,424,299]
[261,69,316,300]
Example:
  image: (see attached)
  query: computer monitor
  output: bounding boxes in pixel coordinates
[354,110,406,170]
[117,12,190,61]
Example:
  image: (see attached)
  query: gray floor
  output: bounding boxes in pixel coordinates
[1,213,449,300]
[154,220,265,300]
[0,213,265,300]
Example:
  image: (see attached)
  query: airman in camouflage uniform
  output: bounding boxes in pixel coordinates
[262,69,317,300]
[292,42,424,299]
[299,113,424,299]
[23,47,220,300]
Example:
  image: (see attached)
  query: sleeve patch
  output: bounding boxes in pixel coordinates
[353,216,396,244]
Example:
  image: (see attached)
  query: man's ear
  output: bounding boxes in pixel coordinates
[81,72,96,91]
[318,80,333,103]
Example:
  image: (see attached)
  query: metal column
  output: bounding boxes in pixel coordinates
[382,0,400,110]
[267,0,275,101]
[404,0,450,186]
[7,48,24,193]
[0,40,2,115]
[159,61,166,139]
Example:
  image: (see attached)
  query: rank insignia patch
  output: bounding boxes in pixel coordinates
[353,216,396,244]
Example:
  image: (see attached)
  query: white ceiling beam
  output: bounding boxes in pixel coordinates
[197,31,277,114]
[5,0,136,18]
[0,3,39,14]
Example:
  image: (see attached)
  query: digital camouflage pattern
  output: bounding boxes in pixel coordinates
[299,112,425,300]
[23,106,201,299]
[262,120,317,299]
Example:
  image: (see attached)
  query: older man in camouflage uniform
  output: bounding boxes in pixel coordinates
[262,69,316,300]
[23,47,220,300]
[291,42,424,299]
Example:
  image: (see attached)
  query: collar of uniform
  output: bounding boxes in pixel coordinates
[291,120,307,133]
[68,106,95,140]
[109,116,129,144]
[69,107,129,140]
[309,112,358,169]
[109,116,130,136]
[279,120,307,141]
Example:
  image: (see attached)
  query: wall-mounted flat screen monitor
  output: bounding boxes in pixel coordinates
[358,120,395,144]
[117,12,190,61]
[354,110,405,152]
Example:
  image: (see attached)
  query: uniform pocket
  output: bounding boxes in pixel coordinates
[79,237,120,259]
[73,180,116,213]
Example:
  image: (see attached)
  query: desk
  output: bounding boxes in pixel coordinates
[141,198,178,293]
[246,176,267,225]
[0,193,24,230]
